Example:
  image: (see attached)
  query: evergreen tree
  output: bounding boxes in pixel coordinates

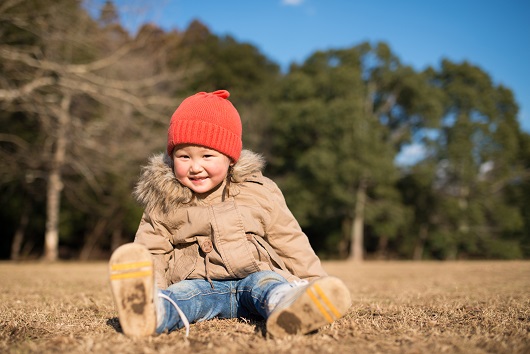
[173,20,281,152]
[420,60,525,259]
[268,43,435,260]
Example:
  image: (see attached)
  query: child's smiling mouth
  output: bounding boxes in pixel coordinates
[190,176,208,182]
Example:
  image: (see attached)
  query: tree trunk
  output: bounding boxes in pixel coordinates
[79,218,107,260]
[44,168,62,261]
[338,218,350,259]
[43,94,70,261]
[111,227,123,252]
[413,224,428,260]
[349,180,367,262]
[376,235,389,260]
[11,208,29,260]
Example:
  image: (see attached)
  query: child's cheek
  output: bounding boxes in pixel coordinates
[174,164,187,179]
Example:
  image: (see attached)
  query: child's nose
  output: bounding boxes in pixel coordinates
[190,160,203,172]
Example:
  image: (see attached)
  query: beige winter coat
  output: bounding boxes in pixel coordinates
[133,150,327,289]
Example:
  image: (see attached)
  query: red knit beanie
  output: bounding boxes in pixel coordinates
[167,90,242,162]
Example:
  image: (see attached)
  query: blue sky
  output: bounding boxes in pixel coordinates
[87,0,530,137]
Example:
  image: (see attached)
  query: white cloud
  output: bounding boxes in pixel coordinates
[282,0,304,6]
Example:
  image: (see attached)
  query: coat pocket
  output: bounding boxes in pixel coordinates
[168,243,199,284]
[248,233,288,272]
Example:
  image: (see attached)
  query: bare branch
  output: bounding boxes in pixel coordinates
[72,70,181,91]
[0,76,55,101]
[69,158,104,195]
[67,42,139,74]
[58,77,168,122]
[0,133,30,150]
[0,0,25,14]
[0,46,182,92]
[0,47,55,70]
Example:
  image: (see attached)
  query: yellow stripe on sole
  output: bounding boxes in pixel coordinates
[307,288,334,323]
[313,283,342,318]
[110,270,152,281]
[110,261,152,271]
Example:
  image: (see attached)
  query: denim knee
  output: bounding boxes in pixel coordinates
[244,271,287,285]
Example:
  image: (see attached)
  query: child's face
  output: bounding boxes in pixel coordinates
[172,145,232,195]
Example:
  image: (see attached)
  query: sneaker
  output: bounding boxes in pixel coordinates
[109,243,157,337]
[266,279,309,314]
[266,276,351,338]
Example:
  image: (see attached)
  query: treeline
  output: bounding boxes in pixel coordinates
[1,0,529,261]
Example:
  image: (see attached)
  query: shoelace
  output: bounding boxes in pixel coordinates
[158,293,190,337]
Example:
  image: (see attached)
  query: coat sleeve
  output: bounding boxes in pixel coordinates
[134,207,212,288]
[134,211,174,289]
[262,180,328,280]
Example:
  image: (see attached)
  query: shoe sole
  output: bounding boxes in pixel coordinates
[109,243,156,337]
[266,276,351,338]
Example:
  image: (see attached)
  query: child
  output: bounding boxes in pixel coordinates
[109,90,351,338]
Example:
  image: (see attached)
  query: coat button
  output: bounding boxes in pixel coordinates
[200,240,213,253]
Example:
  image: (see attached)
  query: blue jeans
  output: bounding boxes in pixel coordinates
[156,271,288,333]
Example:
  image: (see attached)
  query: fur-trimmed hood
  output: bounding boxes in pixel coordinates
[133,149,266,213]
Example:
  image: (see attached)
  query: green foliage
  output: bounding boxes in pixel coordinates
[479,238,523,259]
[398,60,527,260]
[0,2,528,260]
[267,43,423,256]
[171,20,280,151]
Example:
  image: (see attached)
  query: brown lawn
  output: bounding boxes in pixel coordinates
[1,260,528,353]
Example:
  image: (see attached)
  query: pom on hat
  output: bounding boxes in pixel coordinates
[167,90,243,162]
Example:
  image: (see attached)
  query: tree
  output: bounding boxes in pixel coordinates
[267,42,436,260]
[0,0,183,260]
[510,131,530,257]
[174,19,281,152]
[415,60,525,259]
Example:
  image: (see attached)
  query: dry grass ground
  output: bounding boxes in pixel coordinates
[0,260,528,354]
